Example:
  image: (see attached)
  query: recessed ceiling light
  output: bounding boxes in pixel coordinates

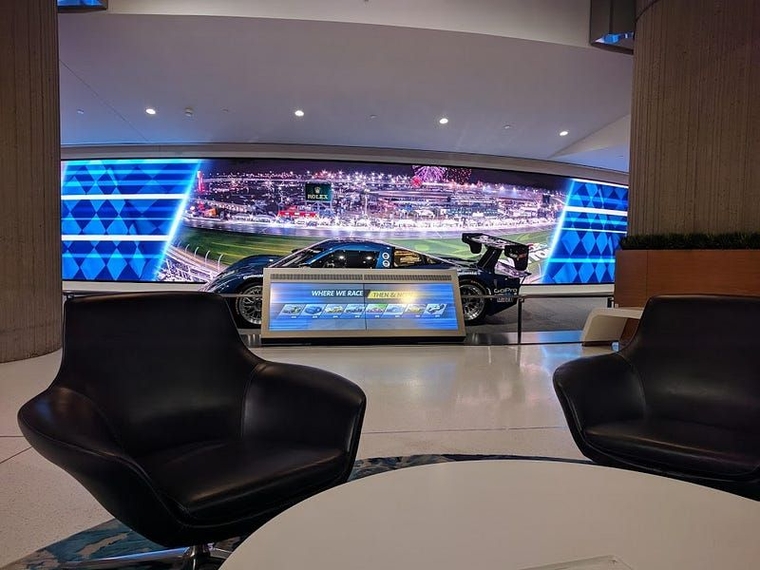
[559,130,569,136]
[439,117,449,125]
[184,107,194,117]
[369,114,377,119]
[76,109,85,115]
[145,107,157,115]
[294,109,305,117]
[503,124,511,129]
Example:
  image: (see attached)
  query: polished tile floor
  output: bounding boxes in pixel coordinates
[0,343,609,567]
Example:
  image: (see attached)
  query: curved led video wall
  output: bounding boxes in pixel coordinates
[61,158,628,284]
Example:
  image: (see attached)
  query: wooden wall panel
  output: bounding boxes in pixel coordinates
[0,0,61,362]
[646,251,760,297]
[613,250,648,307]
[615,250,760,307]
[629,0,760,235]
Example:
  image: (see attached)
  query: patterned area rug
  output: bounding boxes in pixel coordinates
[3,454,589,570]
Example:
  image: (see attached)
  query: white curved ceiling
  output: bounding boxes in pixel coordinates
[105,0,593,47]
[58,1,632,172]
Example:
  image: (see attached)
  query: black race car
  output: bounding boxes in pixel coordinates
[202,233,530,327]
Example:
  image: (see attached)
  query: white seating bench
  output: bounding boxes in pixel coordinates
[581,306,644,346]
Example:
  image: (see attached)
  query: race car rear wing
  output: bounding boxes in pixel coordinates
[462,233,530,272]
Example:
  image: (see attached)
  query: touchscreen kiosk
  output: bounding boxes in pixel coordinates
[262,268,466,342]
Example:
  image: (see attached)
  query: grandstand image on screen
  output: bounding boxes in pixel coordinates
[164,158,579,284]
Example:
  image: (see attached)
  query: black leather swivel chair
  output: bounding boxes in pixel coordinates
[554,294,760,499]
[18,292,366,568]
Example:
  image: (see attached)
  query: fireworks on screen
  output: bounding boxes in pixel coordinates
[412,165,447,183]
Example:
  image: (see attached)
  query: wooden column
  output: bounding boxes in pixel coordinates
[0,0,62,362]
[628,0,760,235]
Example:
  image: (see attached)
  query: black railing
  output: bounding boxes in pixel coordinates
[61,289,614,344]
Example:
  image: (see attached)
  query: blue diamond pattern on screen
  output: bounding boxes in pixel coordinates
[61,159,201,281]
[542,180,628,284]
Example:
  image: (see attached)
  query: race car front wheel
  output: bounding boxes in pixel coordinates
[235,280,263,328]
[459,280,488,325]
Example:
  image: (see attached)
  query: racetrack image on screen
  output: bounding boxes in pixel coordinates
[60,158,628,285]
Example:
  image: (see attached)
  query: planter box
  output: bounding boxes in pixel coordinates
[615,249,760,307]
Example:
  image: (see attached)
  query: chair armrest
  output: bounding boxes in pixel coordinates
[242,361,366,453]
[553,352,646,430]
[18,386,128,458]
[18,387,193,545]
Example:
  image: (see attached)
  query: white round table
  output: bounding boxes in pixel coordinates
[221,460,760,570]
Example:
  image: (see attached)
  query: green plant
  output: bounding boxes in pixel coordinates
[619,232,760,250]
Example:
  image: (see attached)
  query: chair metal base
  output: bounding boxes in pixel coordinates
[60,544,232,570]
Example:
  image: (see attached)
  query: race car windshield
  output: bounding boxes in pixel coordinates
[276,247,325,268]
